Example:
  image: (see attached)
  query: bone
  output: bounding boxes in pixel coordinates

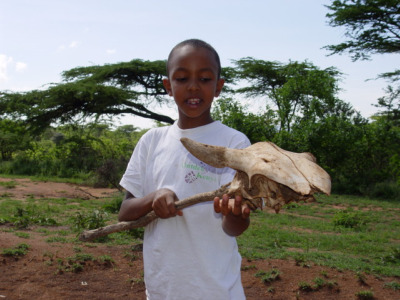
[180,138,331,196]
[79,184,230,242]
[79,138,331,241]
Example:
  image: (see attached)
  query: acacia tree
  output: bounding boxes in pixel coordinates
[0,59,175,134]
[0,119,31,160]
[233,58,342,132]
[324,0,400,62]
[325,0,400,112]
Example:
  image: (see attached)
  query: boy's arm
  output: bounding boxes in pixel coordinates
[118,189,182,222]
[214,194,250,237]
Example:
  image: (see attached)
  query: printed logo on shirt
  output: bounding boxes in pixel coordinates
[182,158,217,184]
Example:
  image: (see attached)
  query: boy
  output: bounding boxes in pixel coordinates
[119,39,251,300]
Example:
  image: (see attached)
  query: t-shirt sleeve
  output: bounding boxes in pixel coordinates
[119,136,147,198]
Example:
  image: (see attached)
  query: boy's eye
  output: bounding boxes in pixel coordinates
[175,77,187,82]
[200,78,211,82]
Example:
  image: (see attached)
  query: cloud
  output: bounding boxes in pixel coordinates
[0,54,28,83]
[69,41,78,48]
[106,49,116,54]
[57,41,79,52]
[0,54,13,81]
[16,62,27,72]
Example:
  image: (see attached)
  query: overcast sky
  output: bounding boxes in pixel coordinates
[1,0,399,128]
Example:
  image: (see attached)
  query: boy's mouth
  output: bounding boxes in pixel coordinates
[186,98,201,105]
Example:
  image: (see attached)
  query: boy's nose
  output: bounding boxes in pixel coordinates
[187,79,200,91]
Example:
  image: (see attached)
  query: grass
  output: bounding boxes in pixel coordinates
[1,243,30,257]
[0,180,18,189]
[0,187,399,277]
[237,194,400,277]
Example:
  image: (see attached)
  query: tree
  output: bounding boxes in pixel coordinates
[233,58,342,132]
[0,119,31,160]
[324,0,400,126]
[0,59,175,134]
[324,0,400,62]
[211,98,277,143]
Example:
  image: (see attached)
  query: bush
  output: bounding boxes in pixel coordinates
[70,210,107,232]
[367,181,400,201]
[333,208,369,229]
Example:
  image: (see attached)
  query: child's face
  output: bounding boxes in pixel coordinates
[163,45,224,129]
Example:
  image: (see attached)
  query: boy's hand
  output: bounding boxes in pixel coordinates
[152,188,183,219]
[213,194,250,220]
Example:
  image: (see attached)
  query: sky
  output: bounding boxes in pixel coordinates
[1,0,399,128]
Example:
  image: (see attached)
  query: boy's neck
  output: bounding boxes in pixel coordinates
[177,116,214,129]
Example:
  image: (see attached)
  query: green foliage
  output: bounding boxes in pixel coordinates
[0,180,17,188]
[1,243,30,257]
[238,194,400,277]
[0,123,146,186]
[298,281,313,291]
[12,206,58,229]
[324,0,400,61]
[233,58,342,132]
[70,209,107,232]
[211,97,277,143]
[367,182,400,201]
[0,59,174,134]
[46,236,68,243]
[255,268,281,284]
[355,290,375,300]
[380,247,400,265]
[0,53,399,196]
[384,281,400,290]
[0,119,31,161]
[332,208,369,229]
[102,196,123,213]
[14,232,30,239]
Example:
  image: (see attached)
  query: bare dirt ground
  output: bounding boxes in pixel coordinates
[1,178,399,299]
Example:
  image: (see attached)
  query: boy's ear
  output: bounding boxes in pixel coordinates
[163,78,173,96]
[215,78,225,97]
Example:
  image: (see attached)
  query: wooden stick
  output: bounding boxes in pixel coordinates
[78,184,230,242]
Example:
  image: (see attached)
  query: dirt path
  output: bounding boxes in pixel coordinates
[0,178,399,299]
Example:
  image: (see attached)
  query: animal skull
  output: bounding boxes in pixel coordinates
[78,137,332,242]
[180,138,331,213]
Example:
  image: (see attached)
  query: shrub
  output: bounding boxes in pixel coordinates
[333,208,369,229]
[255,268,280,284]
[12,207,58,229]
[367,181,400,201]
[103,196,123,213]
[70,210,107,232]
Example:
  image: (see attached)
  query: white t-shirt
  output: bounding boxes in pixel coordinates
[120,121,251,300]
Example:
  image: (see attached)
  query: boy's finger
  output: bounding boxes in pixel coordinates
[232,196,242,216]
[214,197,221,213]
[153,200,168,218]
[221,194,229,215]
[242,204,250,219]
[166,194,179,216]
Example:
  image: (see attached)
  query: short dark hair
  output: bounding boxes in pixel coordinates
[166,39,221,78]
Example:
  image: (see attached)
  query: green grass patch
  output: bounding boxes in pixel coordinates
[0,180,18,188]
[238,194,400,277]
[0,185,399,278]
[14,231,30,239]
[1,243,30,257]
